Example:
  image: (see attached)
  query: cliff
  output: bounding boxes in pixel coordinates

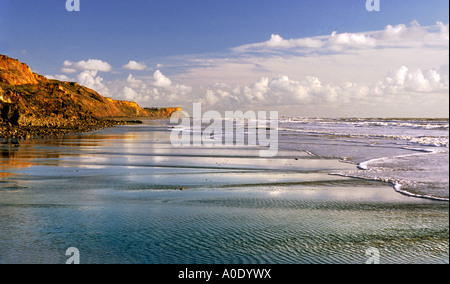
[0,55,182,139]
[145,107,183,119]
[0,54,40,85]
[106,98,149,117]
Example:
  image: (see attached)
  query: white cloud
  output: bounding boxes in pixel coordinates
[123,60,148,71]
[61,61,77,73]
[168,21,448,116]
[123,86,139,101]
[47,58,113,96]
[233,21,448,55]
[103,71,193,108]
[77,70,110,95]
[380,66,447,93]
[329,31,376,48]
[63,59,112,72]
[267,34,290,47]
[204,89,220,105]
[243,77,269,102]
[126,74,145,89]
[194,62,448,117]
[46,21,448,117]
[44,74,75,81]
[153,70,172,88]
[437,21,450,40]
[234,34,323,52]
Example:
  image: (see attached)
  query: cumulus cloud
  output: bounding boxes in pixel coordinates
[436,21,450,40]
[103,70,193,108]
[266,34,287,47]
[45,21,448,117]
[329,31,376,48]
[204,89,220,105]
[61,63,77,74]
[46,59,112,95]
[126,74,145,88]
[153,70,172,87]
[376,20,449,42]
[196,63,448,117]
[123,86,139,101]
[174,21,448,116]
[44,74,75,82]
[77,70,110,95]
[381,66,447,93]
[123,60,148,71]
[63,59,112,72]
[234,21,448,55]
[234,34,323,52]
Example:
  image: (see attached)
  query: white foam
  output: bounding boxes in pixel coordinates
[393,183,450,202]
[279,118,449,148]
[280,117,449,201]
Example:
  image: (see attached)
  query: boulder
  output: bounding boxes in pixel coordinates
[0,102,20,126]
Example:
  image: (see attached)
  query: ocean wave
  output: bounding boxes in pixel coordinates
[279,117,449,201]
[280,127,449,148]
[333,171,449,202]
[393,183,449,202]
[408,137,449,147]
[279,117,449,132]
[349,150,450,202]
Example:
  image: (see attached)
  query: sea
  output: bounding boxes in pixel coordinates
[278,117,449,201]
[0,118,448,264]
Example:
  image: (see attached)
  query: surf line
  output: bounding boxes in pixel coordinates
[346,148,449,202]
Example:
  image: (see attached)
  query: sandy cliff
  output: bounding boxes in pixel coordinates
[0,55,182,138]
[0,55,182,122]
[0,54,40,86]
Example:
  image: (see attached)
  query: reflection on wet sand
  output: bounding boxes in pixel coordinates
[1,142,32,173]
[1,131,140,179]
[0,122,448,264]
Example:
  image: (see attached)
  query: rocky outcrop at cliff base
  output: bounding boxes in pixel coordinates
[0,102,20,126]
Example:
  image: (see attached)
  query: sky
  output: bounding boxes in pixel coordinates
[0,0,449,117]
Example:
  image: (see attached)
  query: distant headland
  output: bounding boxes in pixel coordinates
[0,54,182,140]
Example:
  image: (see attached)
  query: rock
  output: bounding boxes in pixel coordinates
[0,102,20,126]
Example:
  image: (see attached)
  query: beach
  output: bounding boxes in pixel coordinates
[0,119,448,264]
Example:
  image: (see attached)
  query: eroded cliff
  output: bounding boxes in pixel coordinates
[0,55,182,139]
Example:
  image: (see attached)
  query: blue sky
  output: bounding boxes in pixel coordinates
[1,0,449,117]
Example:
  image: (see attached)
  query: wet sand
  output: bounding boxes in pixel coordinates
[0,120,448,264]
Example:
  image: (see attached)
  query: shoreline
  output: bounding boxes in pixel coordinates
[0,117,144,142]
[3,118,448,203]
[286,135,449,202]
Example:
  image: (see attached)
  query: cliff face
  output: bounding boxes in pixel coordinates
[108,98,150,117]
[0,55,182,128]
[0,55,40,86]
[145,107,183,119]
